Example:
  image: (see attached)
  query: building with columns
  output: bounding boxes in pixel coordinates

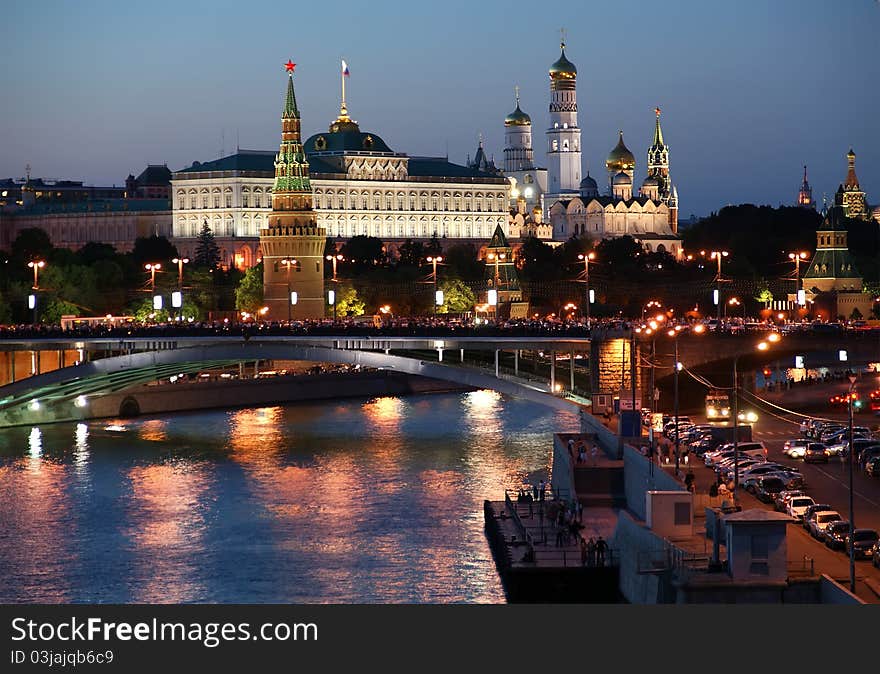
[170,69,532,269]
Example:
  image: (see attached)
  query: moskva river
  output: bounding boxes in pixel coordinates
[0,391,579,603]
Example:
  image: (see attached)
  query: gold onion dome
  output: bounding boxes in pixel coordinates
[549,42,577,78]
[606,131,635,172]
[505,103,531,126]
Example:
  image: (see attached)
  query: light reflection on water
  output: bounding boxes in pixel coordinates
[0,392,579,603]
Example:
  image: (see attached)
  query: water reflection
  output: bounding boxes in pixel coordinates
[0,392,579,603]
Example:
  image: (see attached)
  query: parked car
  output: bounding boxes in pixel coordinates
[783,439,810,459]
[846,529,880,560]
[803,443,829,463]
[802,504,834,531]
[824,520,852,550]
[786,496,816,521]
[808,511,842,539]
[755,476,787,503]
[774,489,805,512]
[866,456,880,477]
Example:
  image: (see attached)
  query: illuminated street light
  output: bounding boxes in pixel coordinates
[281,258,297,322]
[144,263,161,292]
[706,250,729,321]
[577,252,596,328]
[426,255,443,317]
[788,251,810,305]
[325,253,344,282]
[171,257,189,288]
[28,259,45,289]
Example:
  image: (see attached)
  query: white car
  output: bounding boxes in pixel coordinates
[787,496,816,521]
[808,511,842,539]
[783,439,810,459]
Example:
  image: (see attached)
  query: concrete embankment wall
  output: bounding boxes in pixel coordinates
[622,445,684,520]
[551,435,577,499]
[86,371,468,420]
[613,510,673,604]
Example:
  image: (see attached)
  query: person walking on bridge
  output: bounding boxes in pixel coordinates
[595,536,608,567]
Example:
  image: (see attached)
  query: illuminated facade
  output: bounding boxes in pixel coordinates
[544,41,582,203]
[502,88,548,214]
[835,148,869,220]
[797,165,814,209]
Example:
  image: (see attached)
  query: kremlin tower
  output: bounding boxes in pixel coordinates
[545,40,581,202]
[260,60,327,320]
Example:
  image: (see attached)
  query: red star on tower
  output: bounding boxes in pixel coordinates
[284,59,296,74]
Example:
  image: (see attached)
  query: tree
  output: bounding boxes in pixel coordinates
[341,235,386,273]
[128,296,203,323]
[11,228,53,264]
[443,243,483,282]
[235,263,264,314]
[396,239,425,268]
[131,235,178,266]
[755,288,773,308]
[329,281,365,316]
[425,232,443,256]
[77,242,118,266]
[437,278,477,314]
[850,307,863,321]
[518,236,558,281]
[194,220,221,269]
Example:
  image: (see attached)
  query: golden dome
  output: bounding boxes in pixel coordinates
[606,131,635,172]
[504,103,531,126]
[549,43,577,79]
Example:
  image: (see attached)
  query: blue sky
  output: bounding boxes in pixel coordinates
[2,0,879,218]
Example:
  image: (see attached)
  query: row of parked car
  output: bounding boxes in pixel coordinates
[769,491,880,566]
[787,419,880,475]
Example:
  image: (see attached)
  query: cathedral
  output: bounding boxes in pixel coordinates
[503,40,681,255]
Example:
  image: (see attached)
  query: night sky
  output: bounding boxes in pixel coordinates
[2,0,879,219]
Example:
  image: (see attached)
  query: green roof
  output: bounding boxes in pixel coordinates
[175,151,277,174]
[17,198,170,215]
[303,130,393,155]
[487,223,511,250]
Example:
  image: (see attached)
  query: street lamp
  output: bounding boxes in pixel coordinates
[727,297,744,320]
[847,373,857,593]
[643,300,662,321]
[28,259,45,289]
[788,251,809,305]
[280,258,297,322]
[731,334,782,502]
[144,263,161,292]
[171,257,189,288]
[709,250,729,322]
[326,253,344,282]
[426,255,443,316]
[577,252,596,328]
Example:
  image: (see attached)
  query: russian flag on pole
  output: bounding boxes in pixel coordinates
[342,60,350,77]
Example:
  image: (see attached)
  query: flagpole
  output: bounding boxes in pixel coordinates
[341,59,346,115]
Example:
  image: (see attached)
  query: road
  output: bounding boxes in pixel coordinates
[657,379,880,600]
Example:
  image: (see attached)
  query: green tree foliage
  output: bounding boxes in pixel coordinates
[517,236,558,281]
[235,263,264,314]
[850,307,863,320]
[329,281,365,316]
[193,221,221,269]
[437,278,476,314]
[128,296,203,322]
[755,288,773,307]
[76,242,118,266]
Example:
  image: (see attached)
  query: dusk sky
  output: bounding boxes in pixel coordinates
[2,0,879,218]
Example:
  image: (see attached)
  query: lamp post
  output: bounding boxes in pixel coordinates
[848,373,857,593]
[731,333,782,501]
[578,252,595,328]
[280,258,296,322]
[326,254,344,282]
[788,251,809,306]
[709,250,729,322]
[28,259,45,289]
[727,297,742,320]
[144,263,161,292]
[171,257,189,288]
[426,255,443,317]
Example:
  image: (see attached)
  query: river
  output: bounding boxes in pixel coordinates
[0,391,579,603]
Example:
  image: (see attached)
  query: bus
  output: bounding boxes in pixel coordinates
[705,389,731,420]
